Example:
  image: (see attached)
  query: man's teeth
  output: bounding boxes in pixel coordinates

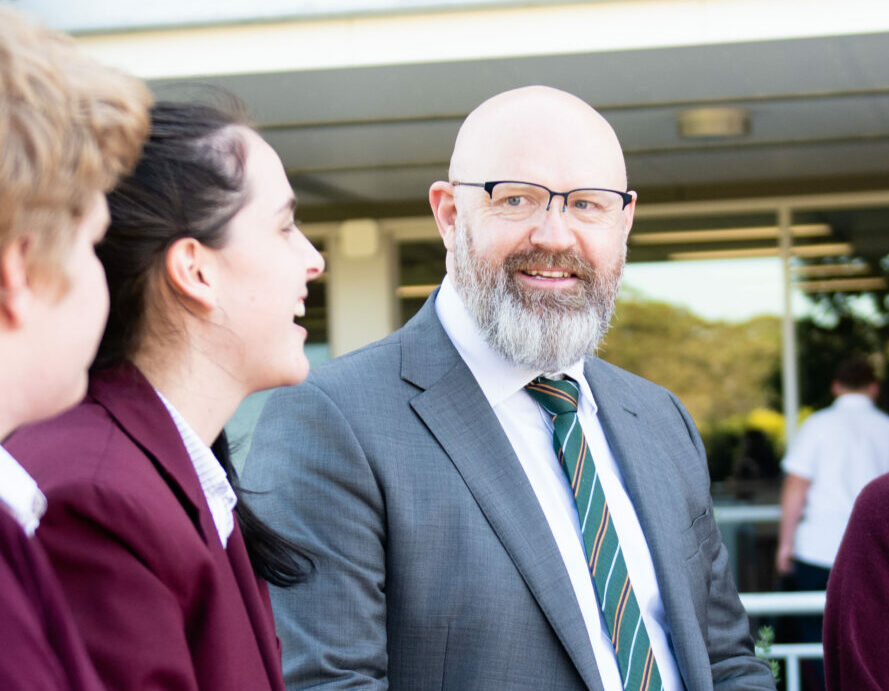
[525,270,571,278]
[294,303,306,318]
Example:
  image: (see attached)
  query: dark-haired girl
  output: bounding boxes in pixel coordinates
[8,100,323,691]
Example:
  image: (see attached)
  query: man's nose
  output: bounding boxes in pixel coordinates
[531,196,577,251]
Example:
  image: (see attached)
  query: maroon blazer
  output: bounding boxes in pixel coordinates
[7,364,285,691]
[823,472,889,691]
[0,509,103,691]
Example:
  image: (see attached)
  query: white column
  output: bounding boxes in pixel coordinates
[779,205,799,445]
[327,218,397,357]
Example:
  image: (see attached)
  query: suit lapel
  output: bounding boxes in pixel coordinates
[585,359,701,689]
[403,299,604,691]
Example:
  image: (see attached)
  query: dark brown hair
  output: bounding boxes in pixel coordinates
[97,99,310,586]
[95,99,250,370]
[834,357,876,391]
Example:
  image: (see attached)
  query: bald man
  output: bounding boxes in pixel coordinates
[244,86,774,691]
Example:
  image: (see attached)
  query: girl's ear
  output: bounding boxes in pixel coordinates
[164,237,217,312]
[0,236,34,329]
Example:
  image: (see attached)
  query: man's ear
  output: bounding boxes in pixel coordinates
[429,181,458,252]
[0,237,33,329]
[164,237,216,311]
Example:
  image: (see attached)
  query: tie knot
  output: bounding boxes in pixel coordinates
[525,376,580,416]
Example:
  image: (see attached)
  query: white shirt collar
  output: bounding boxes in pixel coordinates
[834,392,874,409]
[0,443,47,536]
[434,274,597,412]
[155,391,238,547]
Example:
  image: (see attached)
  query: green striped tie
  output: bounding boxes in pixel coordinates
[526,376,662,691]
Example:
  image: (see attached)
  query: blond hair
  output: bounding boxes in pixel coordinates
[0,7,151,290]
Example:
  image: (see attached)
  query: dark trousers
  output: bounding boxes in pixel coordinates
[778,558,830,691]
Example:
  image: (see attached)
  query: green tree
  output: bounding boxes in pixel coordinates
[770,315,889,412]
[600,296,783,480]
[601,297,782,428]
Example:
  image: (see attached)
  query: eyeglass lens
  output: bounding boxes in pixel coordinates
[488,182,625,227]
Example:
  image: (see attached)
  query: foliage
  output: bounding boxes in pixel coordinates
[602,297,782,428]
[767,314,889,412]
[755,625,782,682]
[601,297,784,479]
[601,292,889,480]
[746,408,787,452]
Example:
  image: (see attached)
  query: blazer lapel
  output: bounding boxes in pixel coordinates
[89,363,213,544]
[92,364,282,689]
[225,526,286,691]
[403,299,604,691]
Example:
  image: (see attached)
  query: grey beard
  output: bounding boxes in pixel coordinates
[452,219,623,373]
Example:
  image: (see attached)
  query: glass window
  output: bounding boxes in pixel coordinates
[790,206,889,412]
[397,240,446,325]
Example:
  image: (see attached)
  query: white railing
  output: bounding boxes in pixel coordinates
[714,504,782,525]
[714,506,825,691]
[740,591,825,691]
[741,591,826,616]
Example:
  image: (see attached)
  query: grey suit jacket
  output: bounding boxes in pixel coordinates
[243,296,775,690]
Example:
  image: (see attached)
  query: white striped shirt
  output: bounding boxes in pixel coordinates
[0,443,47,536]
[156,392,238,547]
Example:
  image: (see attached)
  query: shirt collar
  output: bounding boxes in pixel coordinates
[155,391,237,547]
[0,443,47,536]
[435,274,597,412]
[834,392,874,408]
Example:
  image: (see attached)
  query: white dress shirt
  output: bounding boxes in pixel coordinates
[783,392,889,567]
[156,392,238,548]
[435,275,681,691]
[0,443,47,536]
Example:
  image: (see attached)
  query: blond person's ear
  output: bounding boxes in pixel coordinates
[163,237,217,312]
[429,181,459,252]
[0,237,34,329]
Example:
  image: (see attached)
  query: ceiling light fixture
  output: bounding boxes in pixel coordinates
[792,262,870,278]
[396,283,440,299]
[796,277,888,293]
[631,223,830,245]
[669,242,853,261]
[678,107,751,138]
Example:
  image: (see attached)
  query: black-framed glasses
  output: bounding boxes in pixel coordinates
[452,180,633,228]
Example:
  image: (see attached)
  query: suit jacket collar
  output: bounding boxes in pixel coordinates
[403,297,705,689]
[88,362,212,545]
[402,296,605,691]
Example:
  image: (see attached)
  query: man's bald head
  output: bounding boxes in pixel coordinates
[449,86,627,192]
[428,86,633,371]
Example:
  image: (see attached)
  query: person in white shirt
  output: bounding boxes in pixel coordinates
[244,85,774,690]
[0,7,150,689]
[777,357,889,578]
[776,357,889,688]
